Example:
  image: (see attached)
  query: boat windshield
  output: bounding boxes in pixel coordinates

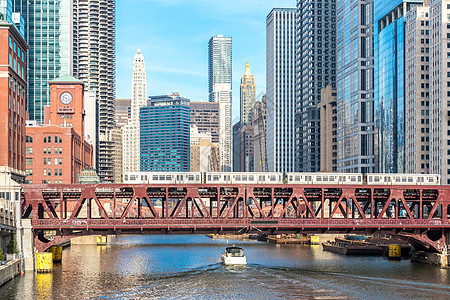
[226,247,244,257]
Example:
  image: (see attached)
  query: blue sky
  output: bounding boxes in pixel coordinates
[116,0,295,124]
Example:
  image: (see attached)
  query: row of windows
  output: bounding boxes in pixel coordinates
[43,158,63,165]
[43,147,63,155]
[41,180,63,184]
[43,169,63,176]
[43,136,63,143]
[9,36,25,62]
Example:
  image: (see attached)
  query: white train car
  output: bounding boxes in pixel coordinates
[286,173,363,185]
[123,172,202,184]
[204,172,283,184]
[366,174,440,185]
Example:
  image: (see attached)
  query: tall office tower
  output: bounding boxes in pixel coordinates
[140,93,190,172]
[240,63,256,125]
[123,49,147,173]
[266,8,296,172]
[296,1,337,172]
[73,0,116,182]
[374,1,423,174]
[335,0,375,173]
[14,0,73,123]
[189,102,220,143]
[319,86,338,172]
[208,35,232,172]
[232,122,241,172]
[405,5,430,174]
[429,0,450,183]
[253,95,267,172]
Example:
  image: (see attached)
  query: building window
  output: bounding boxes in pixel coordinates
[25,158,33,165]
[25,147,33,154]
[59,158,62,165]
[59,169,62,176]
[25,169,33,176]
[59,147,62,154]
[54,169,58,176]
[9,36,12,48]
[43,169,47,176]
[43,147,46,154]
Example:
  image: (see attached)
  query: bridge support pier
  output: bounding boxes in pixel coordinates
[21,219,35,271]
[411,248,449,267]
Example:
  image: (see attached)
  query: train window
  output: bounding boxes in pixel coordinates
[188,175,194,181]
[130,175,136,181]
[289,175,293,181]
[358,176,361,182]
[374,176,379,182]
[249,175,254,181]
[295,176,300,181]
[242,175,247,181]
[384,177,390,182]
[350,176,356,182]
[159,175,165,180]
[177,175,181,181]
[402,177,407,183]
[317,176,322,182]
[165,175,171,180]
[323,176,328,182]
[213,175,219,181]
[144,175,147,181]
[306,176,311,181]
[196,175,199,181]
[124,175,128,181]
[429,177,434,183]
[407,177,413,183]
[236,175,241,181]
[208,175,211,181]
[259,176,263,181]
[153,175,158,180]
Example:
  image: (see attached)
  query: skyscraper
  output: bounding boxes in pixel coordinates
[405,4,430,174]
[336,0,375,173]
[140,93,190,172]
[253,95,267,172]
[240,63,255,126]
[123,49,147,173]
[374,0,423,174]
[208,35,232,172]
[73,0,116,182]
[266,8,296,172]
[429,0,450,183]
[296,0,337,172]
[15,0,73,123]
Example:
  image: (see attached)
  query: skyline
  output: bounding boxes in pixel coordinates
[116,0,295,123]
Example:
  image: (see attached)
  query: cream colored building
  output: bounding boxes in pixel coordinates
[123,49,147,173]
[240,63,256,126]
[405,5,430,174]
[190,125,220,172]
[111,126,123,183]
[319,86,337,172]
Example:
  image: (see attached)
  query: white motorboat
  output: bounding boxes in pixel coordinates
[221,246,247,265]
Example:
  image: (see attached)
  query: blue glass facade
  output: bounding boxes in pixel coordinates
[374,0,423,173]
[140,95,190,172]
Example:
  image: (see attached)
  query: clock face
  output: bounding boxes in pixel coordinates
[60,92,73,105]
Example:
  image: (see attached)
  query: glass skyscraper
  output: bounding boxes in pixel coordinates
[336,0,375,173]
[14,0,73,123]
[374,0,423,173]
[140,94,190,172]
[208,35,232,172]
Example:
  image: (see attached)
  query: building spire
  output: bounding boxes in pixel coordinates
[245,63,251,76]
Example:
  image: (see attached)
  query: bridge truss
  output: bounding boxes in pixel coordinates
[22,184,450,252]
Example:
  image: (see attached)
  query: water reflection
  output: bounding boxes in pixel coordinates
[1,235,450,299]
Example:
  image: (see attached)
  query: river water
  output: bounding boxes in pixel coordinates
[1,235,450,299]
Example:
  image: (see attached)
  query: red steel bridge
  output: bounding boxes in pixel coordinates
[21,183,450,252]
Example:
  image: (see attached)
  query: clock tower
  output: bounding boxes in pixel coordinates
[47,75,85,137]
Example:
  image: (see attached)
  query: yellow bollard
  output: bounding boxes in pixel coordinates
[36,252,53,273]
[49,246,62,263]
[97,236,107,246]
[310,235,320,245]
[388,245,402,260]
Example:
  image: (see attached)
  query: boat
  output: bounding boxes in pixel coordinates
[221,246,247,265]
[266,234,310,244]
[322,241,384,255]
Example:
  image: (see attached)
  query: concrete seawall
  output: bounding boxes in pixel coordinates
[0,259,20,287]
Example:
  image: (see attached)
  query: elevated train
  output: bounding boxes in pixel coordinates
[123,172,440,186]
